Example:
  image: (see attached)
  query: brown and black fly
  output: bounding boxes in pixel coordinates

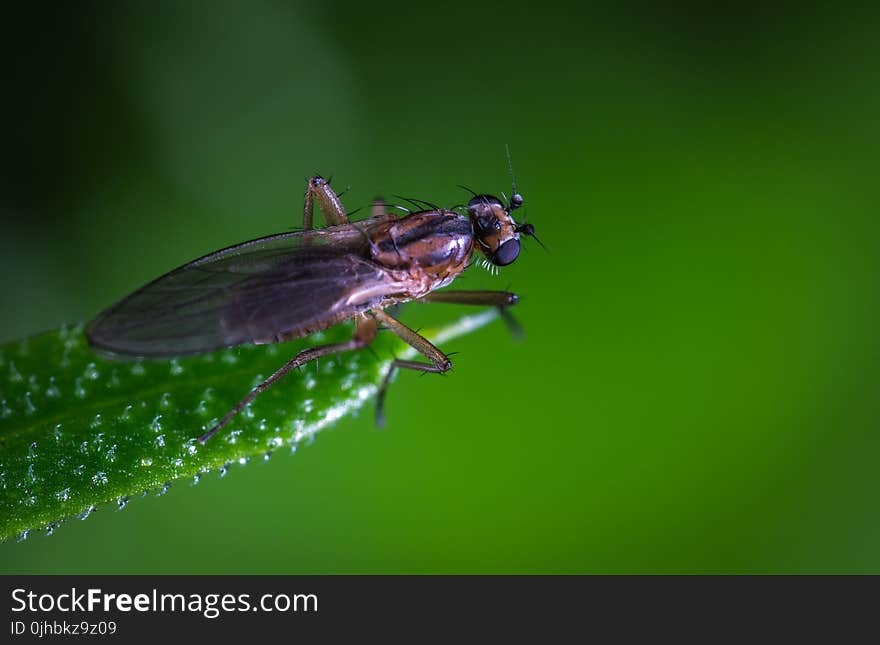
[86,157,540,444]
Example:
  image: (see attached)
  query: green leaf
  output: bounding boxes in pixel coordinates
[0,309,499,541]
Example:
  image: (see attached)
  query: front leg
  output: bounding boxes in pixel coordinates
[419,289,524,339]
[418,290,518,307]
[302,175,349,230]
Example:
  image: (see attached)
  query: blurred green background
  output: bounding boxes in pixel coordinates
[2,1,878,573]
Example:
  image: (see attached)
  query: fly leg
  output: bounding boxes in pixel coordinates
[198,314,377,444]
[419,290,524,339]
[302,175,349,229]
[371,308,452,427]
[418,290,518,307]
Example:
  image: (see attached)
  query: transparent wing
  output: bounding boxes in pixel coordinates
[86,220,402,357]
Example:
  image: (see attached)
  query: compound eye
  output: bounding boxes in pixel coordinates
[491,238,520,266]
[468,194,504,211]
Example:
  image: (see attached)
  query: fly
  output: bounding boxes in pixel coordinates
[86,159,540,443]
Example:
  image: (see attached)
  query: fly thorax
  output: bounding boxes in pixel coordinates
[371,211,473,281]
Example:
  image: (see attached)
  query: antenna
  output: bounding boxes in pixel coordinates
[505,144,517,195]
[505,144,523,211]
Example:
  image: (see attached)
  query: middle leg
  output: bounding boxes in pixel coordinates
[371,308,452,427]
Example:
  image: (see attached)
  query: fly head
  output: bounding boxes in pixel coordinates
[467,192,532,267]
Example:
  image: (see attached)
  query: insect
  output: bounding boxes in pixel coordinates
[86,162,539,443]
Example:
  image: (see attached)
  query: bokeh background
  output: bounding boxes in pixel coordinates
[2,1,878,572]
